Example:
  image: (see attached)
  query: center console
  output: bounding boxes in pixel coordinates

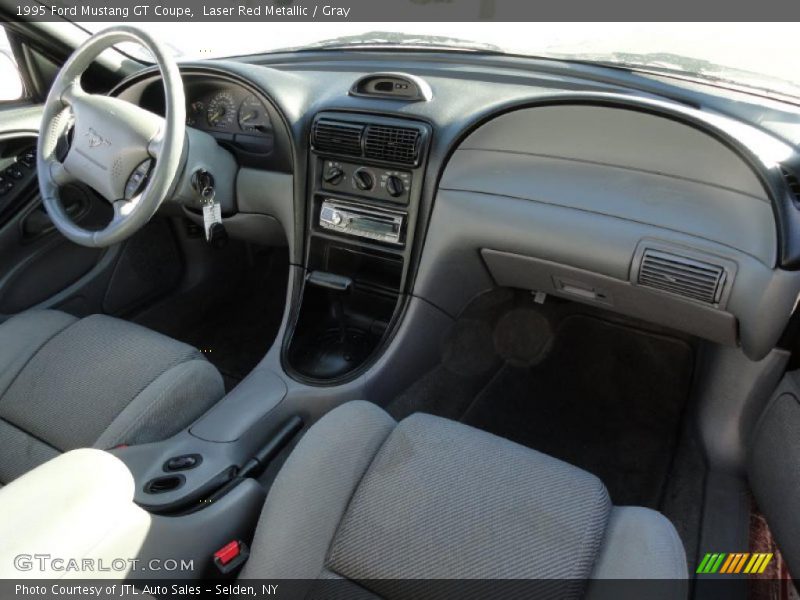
[287,112,432,381]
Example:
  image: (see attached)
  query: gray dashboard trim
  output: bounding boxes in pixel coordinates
[481,248,737,347]
[456,104,771,200]
[441,150,776,267]
[409,100,800,360]
[424,92,799,277]
[415,188,800,360]
[452,147,769,202]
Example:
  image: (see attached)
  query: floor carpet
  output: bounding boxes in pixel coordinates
[459,314,694,507]
[388,293,696,508]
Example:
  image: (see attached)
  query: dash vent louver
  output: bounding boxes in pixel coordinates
[364,125,420,166]
[638,249,726,305]
[311,119,364,157]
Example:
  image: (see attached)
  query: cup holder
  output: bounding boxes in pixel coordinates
[144,474,185,495]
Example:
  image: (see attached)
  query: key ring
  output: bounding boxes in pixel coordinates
[201,185,216,204]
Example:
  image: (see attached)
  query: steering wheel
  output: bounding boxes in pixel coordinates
[37,26,185,248]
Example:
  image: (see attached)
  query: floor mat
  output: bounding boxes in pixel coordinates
[460,314,694,507]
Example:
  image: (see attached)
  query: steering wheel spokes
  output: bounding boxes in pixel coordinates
[37,26,185,248]
[147,133,164,159]
[45,156,74,187]
[58,78,86,108]
[112,197,138,224]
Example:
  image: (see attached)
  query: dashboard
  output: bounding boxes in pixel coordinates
[110,55,800,363]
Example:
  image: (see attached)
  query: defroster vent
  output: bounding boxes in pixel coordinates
[638,249,726,305]
[364,125,420,166]
[312,120,364,157]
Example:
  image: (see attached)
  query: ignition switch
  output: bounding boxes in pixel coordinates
[191,169,215,198]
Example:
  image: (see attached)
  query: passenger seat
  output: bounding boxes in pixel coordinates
[238,401,687,597]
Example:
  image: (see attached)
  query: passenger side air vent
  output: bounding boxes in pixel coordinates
[311,120,364,157]
[364,125,420,166]
[638,249,726,305]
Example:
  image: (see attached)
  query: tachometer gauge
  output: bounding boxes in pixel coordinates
[238,94,272,133]
[206,92,236,129]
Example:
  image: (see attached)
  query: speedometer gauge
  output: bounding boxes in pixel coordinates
[206,92,236,129]
[238,95,271,133]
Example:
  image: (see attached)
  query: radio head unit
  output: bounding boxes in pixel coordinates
[320,199,405,246]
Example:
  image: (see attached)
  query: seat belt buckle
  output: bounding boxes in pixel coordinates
[213,540,249,574]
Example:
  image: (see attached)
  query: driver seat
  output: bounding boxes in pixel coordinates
[0,309,224,486]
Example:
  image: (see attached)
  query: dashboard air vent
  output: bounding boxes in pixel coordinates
[350,73,431,101]
[364,125,420,165]
[638,249,726,305]
[312,120,364,157]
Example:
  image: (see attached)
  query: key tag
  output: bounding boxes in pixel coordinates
[201,186,222,242]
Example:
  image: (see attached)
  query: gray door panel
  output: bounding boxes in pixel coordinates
[0,105,181,321]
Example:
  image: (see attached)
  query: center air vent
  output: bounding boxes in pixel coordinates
[311,120,364,157]
[364,125,420,166]
[638,249,726,305]
[311,114,429,167]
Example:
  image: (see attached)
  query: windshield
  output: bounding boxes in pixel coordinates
[79,22,800,99]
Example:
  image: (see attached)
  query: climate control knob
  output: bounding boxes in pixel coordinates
[386,175,405,197]
[323,166,344,185]
[353,168,374,191]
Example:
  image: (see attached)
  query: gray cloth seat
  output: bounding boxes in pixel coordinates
[240,401,688,598]
[0,309,224,485]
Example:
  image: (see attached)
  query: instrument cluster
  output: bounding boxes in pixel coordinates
[186,88,273,136]
[118,72,289,168]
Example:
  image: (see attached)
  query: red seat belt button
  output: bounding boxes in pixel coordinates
[214,541,240,566]
[213,539,249,574]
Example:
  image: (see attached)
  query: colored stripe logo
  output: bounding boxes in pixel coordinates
[696,553,773,574]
